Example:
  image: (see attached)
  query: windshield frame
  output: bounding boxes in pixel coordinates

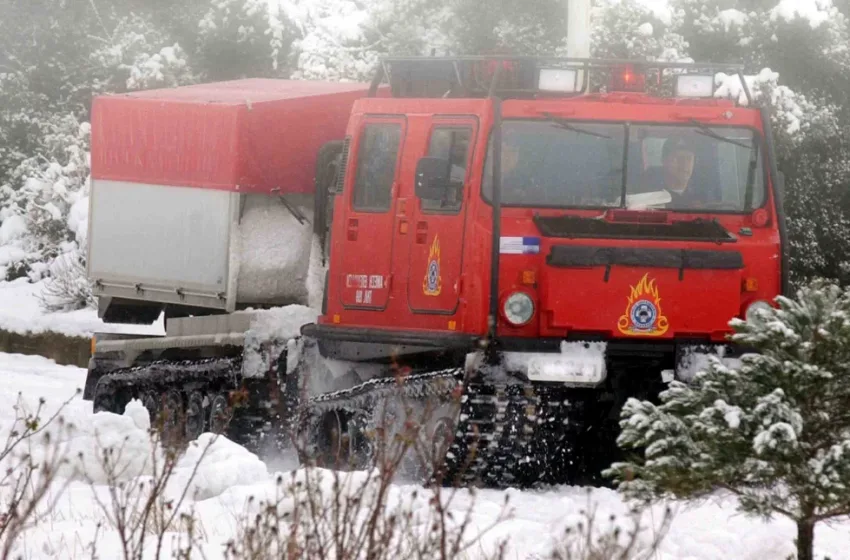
[480,118,770,215]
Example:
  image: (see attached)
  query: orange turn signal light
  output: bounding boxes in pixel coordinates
[521,270,537,286]
[743,277,759,292]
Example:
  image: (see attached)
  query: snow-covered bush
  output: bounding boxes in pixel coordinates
[448,0,564,55]
[197,0,295,80]
[2,115,89,262]
[284,0,380,81]
[783,139,850,287]
[285,0,452,82]
[39,251,94,312]
[89,14,196,94]
[0,73,53,191]
[592,0,690,61]
[714,69,840,157]
[0,113,92,307]
[607,280,850,560]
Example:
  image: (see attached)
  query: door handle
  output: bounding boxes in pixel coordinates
[347,218,359,241]
[415,221,428,244]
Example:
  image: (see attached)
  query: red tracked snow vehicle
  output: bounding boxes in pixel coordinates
[85,57,787,486]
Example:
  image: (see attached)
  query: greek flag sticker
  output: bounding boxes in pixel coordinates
[500,237,541,255]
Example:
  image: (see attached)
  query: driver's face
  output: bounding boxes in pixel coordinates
[663,148,695,188]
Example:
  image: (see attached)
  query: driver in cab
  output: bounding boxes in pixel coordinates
[639,137,706,209]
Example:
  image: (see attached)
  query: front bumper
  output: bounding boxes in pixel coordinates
[488,338,744,386]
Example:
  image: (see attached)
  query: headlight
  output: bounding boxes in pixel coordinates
[503,292,535,326]
[745,300,773,324]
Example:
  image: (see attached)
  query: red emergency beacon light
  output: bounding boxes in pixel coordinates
[475,58,522,89]
[610,64,646,92]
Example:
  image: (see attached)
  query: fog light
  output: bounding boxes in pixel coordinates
[503,292,535,326]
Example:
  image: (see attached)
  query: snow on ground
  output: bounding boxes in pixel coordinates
[3,351,850,559]
[0,278,163,338]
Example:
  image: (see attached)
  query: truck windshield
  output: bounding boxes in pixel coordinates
[483,120,765,212]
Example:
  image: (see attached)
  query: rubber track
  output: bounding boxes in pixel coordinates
[93,359,581,487]
[305,368,463,414]
[90,357,270,446]
[302,369,563,488]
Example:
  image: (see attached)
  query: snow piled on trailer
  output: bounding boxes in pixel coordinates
[242,303,319,377]
[236,195,315,306]
[3,351,850,559]
[0,277,163,338]
[248,305,320,342]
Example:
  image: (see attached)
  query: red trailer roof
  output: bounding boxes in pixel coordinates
[91,79,370,195]
[120,78,372,105]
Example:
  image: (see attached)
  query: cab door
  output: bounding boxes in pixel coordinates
[337,116,405,310]
[407,117,478,314]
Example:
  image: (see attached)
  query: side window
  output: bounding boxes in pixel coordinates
[420,127,472,213]
[352,123,402,211]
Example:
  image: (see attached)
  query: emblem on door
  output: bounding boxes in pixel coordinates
[423,235,442,296]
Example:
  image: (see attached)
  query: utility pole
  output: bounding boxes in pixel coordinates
[567,0,591,59]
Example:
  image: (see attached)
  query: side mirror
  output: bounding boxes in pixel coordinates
[415,157,451,200]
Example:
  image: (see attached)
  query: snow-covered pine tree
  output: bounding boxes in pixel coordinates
[607,280,850,560]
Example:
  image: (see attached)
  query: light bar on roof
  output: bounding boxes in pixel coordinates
[674,74,716,98]
[538,68,579,93]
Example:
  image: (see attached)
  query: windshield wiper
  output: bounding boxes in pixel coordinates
[688,118,752,150]
[541,112,612,140]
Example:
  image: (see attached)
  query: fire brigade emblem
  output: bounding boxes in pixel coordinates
[423,235,442,296]
[618,274,669,336]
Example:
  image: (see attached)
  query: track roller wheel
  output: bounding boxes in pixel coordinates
[397,403,458,483]
[161,390,184,444]
[92,381,114,414]
[310,410,371,469]
[185,391,207,441]
[209,393,230,435]
[141,392,160,425]
[430,416,455,465]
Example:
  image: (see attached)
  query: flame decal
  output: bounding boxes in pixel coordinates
[423,235,442,296]
[617,274,669,336]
